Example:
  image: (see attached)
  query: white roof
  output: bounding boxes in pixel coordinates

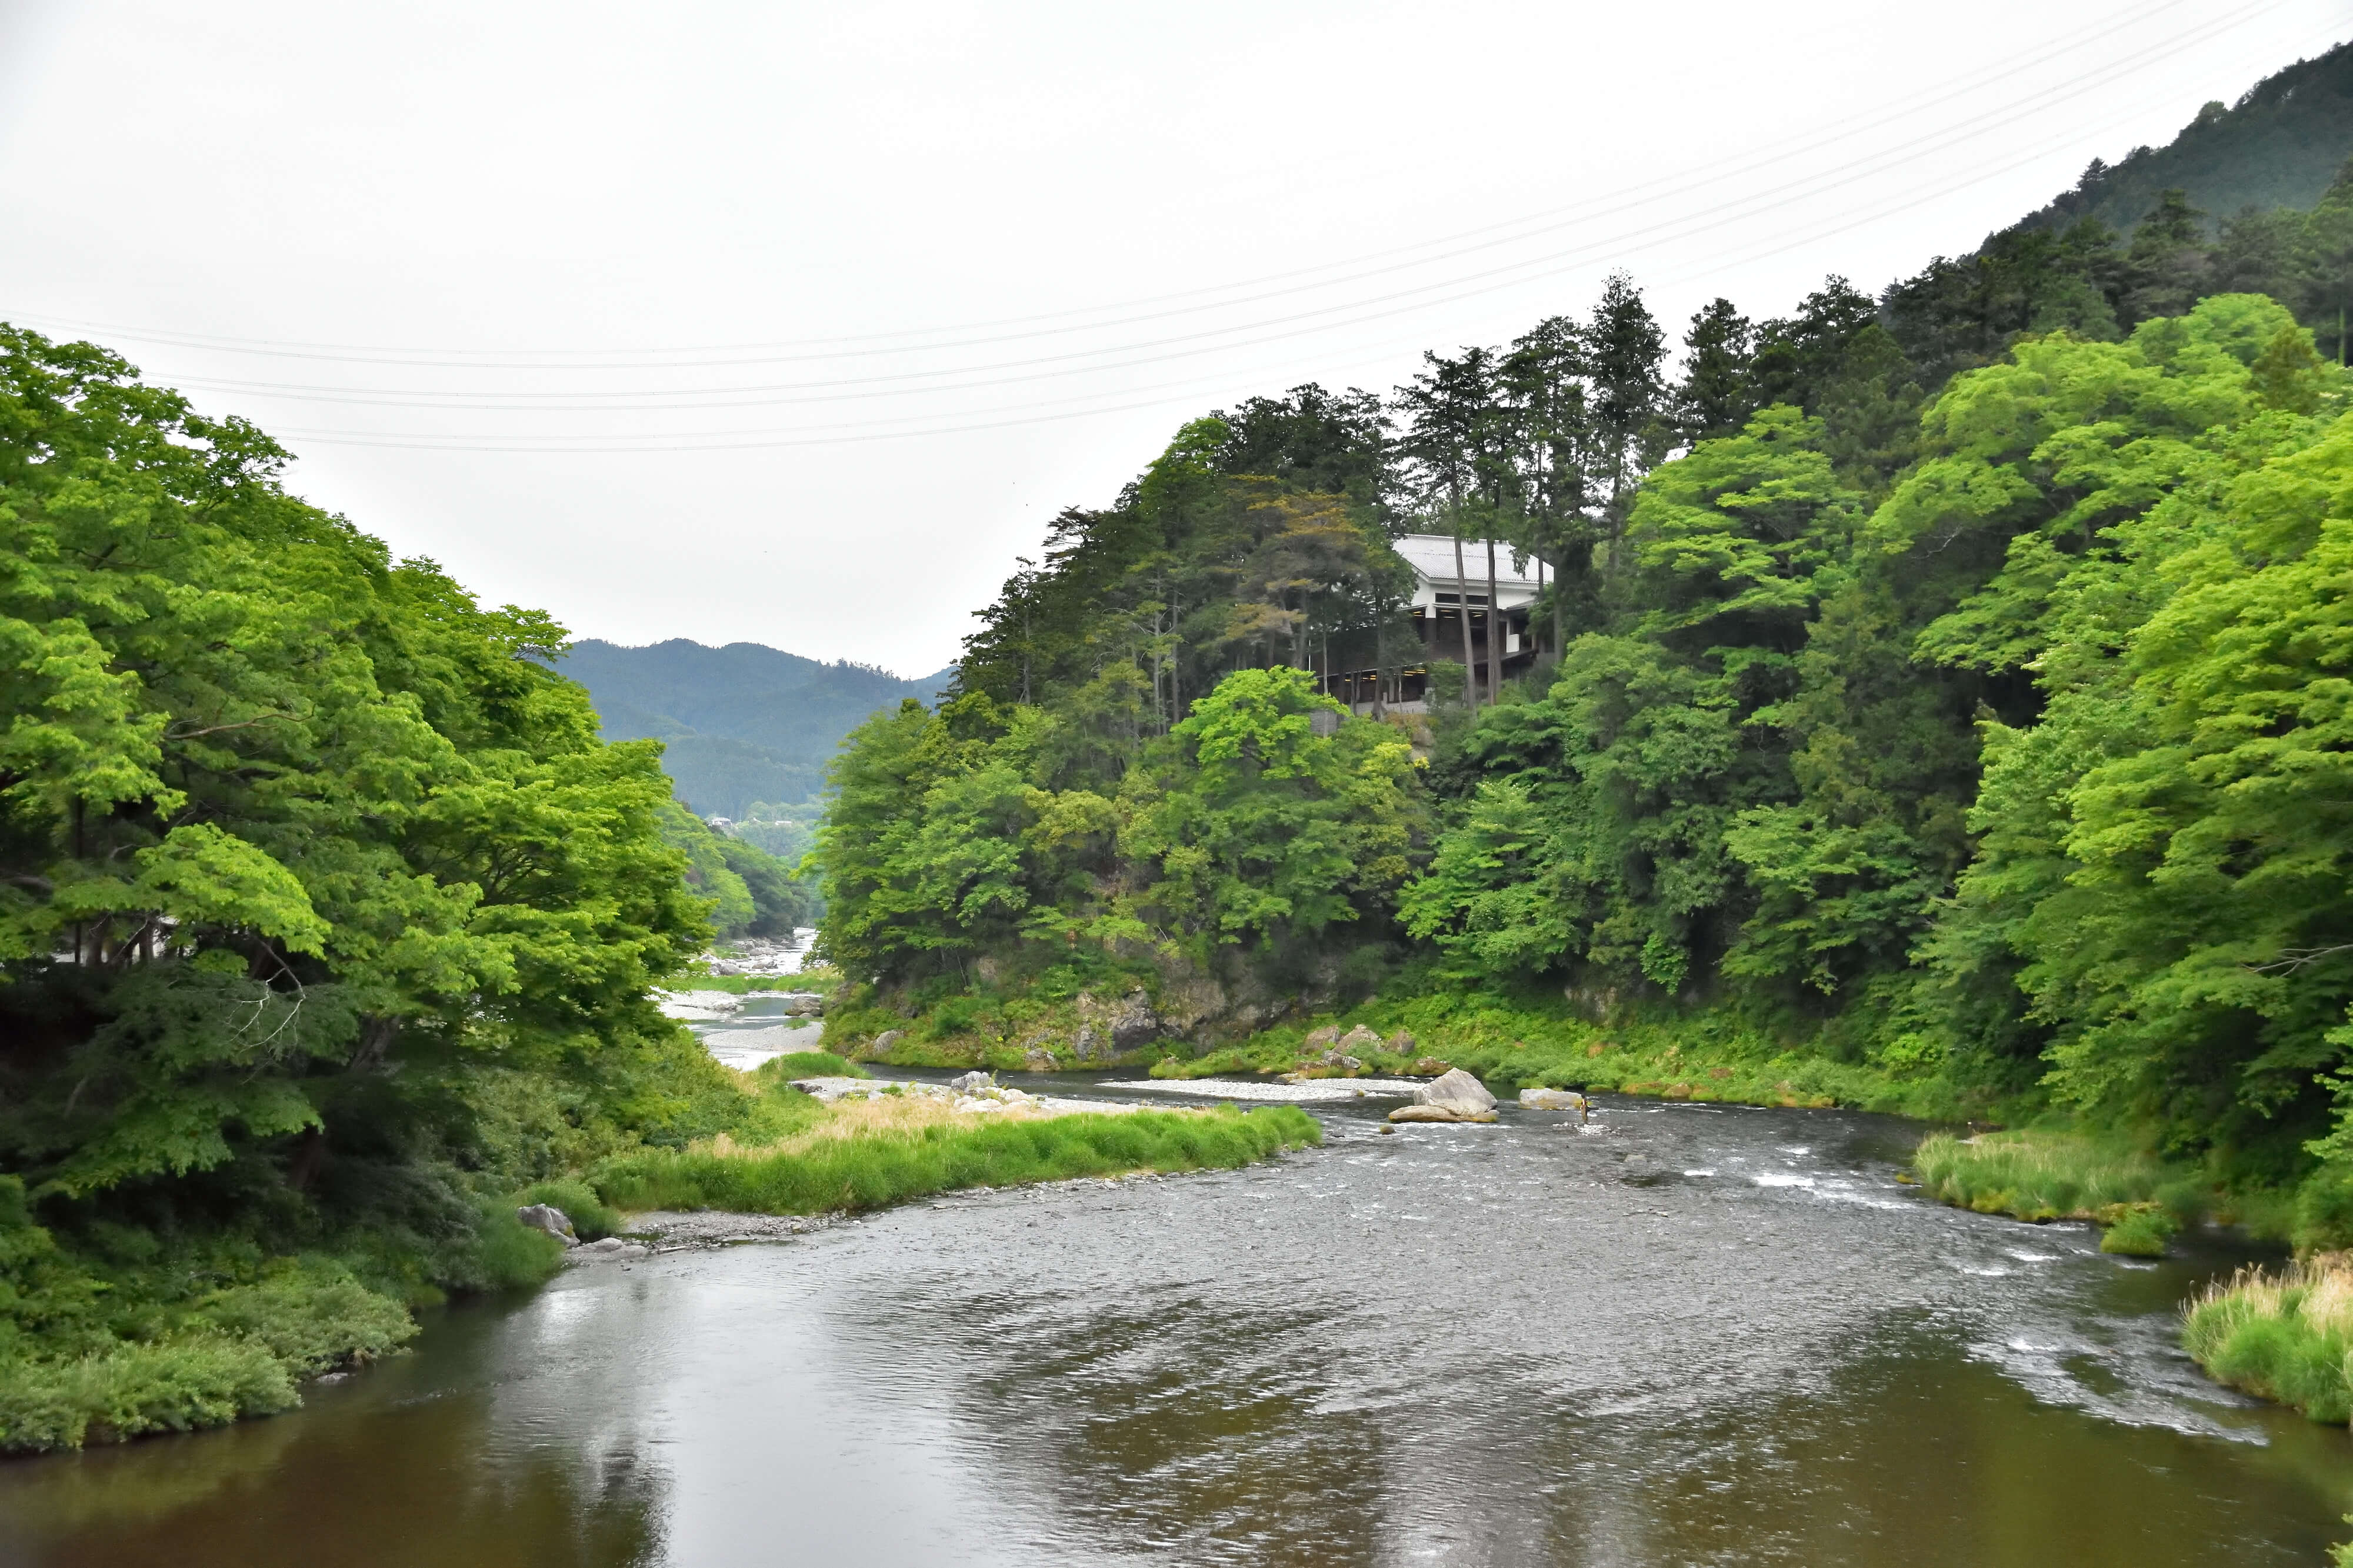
[1391,533,1540,588]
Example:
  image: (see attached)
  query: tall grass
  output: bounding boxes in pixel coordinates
[1910,1129,2195,1253]
[594,1105,1319,1215]
[2184,1256,2353,1424]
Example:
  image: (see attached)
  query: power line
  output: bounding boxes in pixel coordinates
[142,0,2291,418]
[14,0,2248,375]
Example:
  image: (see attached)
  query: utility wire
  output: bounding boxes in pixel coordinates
[15,0,2248,373]
[151,0,2290,415]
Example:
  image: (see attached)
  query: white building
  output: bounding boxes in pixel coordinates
[1322,534,1545,710]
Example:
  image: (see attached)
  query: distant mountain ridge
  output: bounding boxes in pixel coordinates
[556,639,953,816]
[2017,39,2353,235]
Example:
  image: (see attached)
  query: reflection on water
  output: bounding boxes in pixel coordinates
[5,1094,2348,1566]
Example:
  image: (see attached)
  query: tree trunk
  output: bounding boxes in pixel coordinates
[1485,536,1502,702]
[1452,532,1476,709]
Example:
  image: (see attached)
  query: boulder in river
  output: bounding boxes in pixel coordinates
[1518,1087,1588,1112]
[516,1204,578,1246]
[1387,1103,1498,1124]
[1415,1067,1497,1115]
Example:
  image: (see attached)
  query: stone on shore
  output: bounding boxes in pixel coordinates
[948,1070,997,1092]
[566,1237,649,1263]
[516,1203,578,1246]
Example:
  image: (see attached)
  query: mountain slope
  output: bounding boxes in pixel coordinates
[557,639,952,815]
[2018,39,2353,234]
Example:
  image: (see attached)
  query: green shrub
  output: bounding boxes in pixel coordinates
[755,1052,869,1081]
[0,1333,296,1451]
[2099,1205,2178,1256]
[2183,1259,2353,1423]
[2295,1165,2353,1253]
[514,1179,623,1242]
[592,1106,1319,1216]
[193,1261,416,1374]
[464,1200,568,1290]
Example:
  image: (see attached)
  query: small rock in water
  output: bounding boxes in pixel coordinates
[1519,1087,1588,1113]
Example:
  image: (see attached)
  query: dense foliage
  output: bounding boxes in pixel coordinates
[819,164,2353,1221]
[0,325,778,1447]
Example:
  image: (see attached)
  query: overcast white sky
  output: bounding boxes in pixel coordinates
[3,1,2348,675]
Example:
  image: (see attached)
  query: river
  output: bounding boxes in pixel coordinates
[3,1082,2347,1566]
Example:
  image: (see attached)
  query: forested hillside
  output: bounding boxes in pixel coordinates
[816,145,2353,1226]
[2018,41,2353,236]
[560,638,951,816]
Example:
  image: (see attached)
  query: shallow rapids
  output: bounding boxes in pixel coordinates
[4,1089,2347,1566]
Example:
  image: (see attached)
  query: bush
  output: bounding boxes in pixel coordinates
[514,1179,624,1242]
[192,1261,417,1374]
[2099,1205,2178,1256]
[462,1200,568,1290]
[2184,1257,2353,1423]
[0,1333,297,1451]
[755,1052,869,1082]
[2295,1165,2353,1253]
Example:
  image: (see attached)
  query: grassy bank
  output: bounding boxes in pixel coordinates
[592,1102,1320,1215]
[0,1030,815,1455]
[1155,989,1979,1120]
[2183,1256,2353,1424]
[1907,1128,2298,1256]
[822,975,1984,1118]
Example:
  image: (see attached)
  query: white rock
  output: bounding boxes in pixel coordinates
[1415,1068,1497,1113]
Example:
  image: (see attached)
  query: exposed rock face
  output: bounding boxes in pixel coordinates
[1519,1087,1588,1113]
[1415,1068,1497,1113]
[516,1204,578,1246]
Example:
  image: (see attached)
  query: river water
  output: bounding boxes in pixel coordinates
[5,1085,2348,1566]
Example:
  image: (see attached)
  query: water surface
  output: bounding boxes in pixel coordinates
[5,1092,2345,1566]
